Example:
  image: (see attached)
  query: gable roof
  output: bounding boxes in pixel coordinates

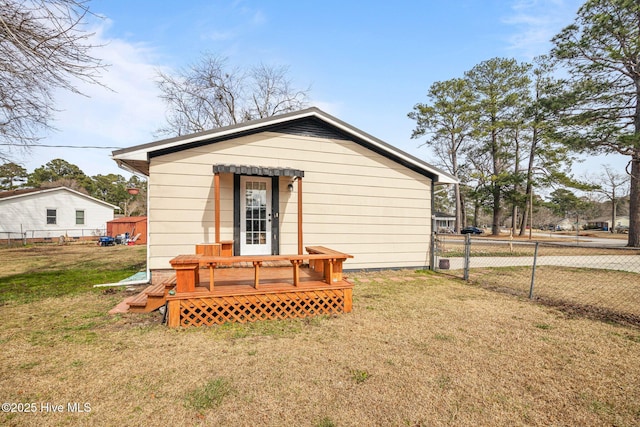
[0,186,119,209]
[112,107,457,184]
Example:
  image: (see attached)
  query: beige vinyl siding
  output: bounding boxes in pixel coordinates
[148,132,431,271]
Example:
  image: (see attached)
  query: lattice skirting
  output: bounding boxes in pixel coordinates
[166,288,352,327]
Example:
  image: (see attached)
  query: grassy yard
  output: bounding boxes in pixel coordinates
[0,244,146,304]
[1,244,639,426]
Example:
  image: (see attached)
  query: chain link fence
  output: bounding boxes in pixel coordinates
[0,229,105,247]
[434,234,640,327]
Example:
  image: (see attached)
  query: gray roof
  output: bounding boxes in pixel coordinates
[112,107,457,184]
[0,186,119,209]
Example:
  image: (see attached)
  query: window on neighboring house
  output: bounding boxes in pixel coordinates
[46,209,57,225]
[76,210,85,225]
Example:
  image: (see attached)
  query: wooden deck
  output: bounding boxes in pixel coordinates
[112,246,354,327]
[166,247,353,327]
[166,264,353,327]
[178,263,342,292]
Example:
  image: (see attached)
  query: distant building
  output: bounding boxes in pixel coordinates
[434,211,456,233]
[0,186,118,242]
[107,216,147,244]
[556,218,586,231]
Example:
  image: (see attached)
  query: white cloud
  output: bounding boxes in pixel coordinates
[21,19,167,177]
[503,0,582,59]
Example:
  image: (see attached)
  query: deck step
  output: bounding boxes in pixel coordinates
[126,289,150,307]
[146,282,168,297]
[108,296,137,315]
[108,276,177,315]
[127,277,176,313]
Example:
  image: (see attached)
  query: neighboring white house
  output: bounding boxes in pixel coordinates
[112,107,457,277]
[434,211,456,233]
[0,187,118,241]
[613,215,630,229]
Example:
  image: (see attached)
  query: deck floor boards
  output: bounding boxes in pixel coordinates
[170,265,352,299]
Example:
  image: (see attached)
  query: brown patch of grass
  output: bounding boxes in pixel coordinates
[0,243,144,277]
[469,266,640,327]
[1,266,639,425]
[0,244,146,305]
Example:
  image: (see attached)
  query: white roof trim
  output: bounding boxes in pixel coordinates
[112,107,458,184]
[0,187,119,209]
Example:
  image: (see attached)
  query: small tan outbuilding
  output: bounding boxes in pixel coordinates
[112,107,456,280]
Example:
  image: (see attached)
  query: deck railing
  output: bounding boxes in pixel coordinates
[169,246,353,293]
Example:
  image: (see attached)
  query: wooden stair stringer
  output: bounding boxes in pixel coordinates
[126,276,176,314]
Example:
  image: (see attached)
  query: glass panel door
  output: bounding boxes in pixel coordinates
[240,176,272,255]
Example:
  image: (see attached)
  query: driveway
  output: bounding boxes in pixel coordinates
[529,232,628,248]
[442,255,640,273]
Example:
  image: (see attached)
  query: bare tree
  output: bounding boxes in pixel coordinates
[249,63,309,120]
[0,0,105,160]
[587,165,630,233]
[156,53,309,136]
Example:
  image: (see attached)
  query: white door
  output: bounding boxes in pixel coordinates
[240,176,272,255]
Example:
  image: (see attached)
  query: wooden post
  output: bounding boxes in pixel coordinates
[214,172,221,243]
[253,261,262,289]
[290,259,303,286]
[208,263,216,292]
[343,288,353,313]
[167,300,181,327]
[172,262,199,293]
[298,177,303,255]
[324,259,335,284]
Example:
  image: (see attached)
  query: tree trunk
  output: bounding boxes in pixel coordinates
[519,125,538,236]
[610,187,616,233]
[474,201,480,227]
[491,126,501,236]
[454,183,462,233]
[629,153,640,247]
[451,147,462,234]
[630,76,640,247]
[460,192,467,228]
[492,185,501,235]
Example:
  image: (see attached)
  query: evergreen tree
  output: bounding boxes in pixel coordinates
[464,58,532,235]
[550,0,640,246]
[408,78,478,232]
[0,162,28,190]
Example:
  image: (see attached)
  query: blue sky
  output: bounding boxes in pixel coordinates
[14,0,626,180]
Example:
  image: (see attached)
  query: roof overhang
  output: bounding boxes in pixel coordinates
[112,107,458,184]
[212,164,304,177]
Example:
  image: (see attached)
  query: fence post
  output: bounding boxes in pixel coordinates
[430,232,437,271]
[463,233,471,281]
[529,242,539,299]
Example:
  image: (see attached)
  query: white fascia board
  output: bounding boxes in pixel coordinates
[1,187,119,209]
[112,108,458,184]
[112,110,317,162]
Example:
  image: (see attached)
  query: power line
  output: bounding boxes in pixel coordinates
[0,143,123,149]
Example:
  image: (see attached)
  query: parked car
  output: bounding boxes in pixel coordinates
[615,225,629,234]
[461,226,484,235]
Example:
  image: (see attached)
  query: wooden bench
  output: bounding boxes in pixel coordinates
[305,246,353,282]
[170,249,352,293]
